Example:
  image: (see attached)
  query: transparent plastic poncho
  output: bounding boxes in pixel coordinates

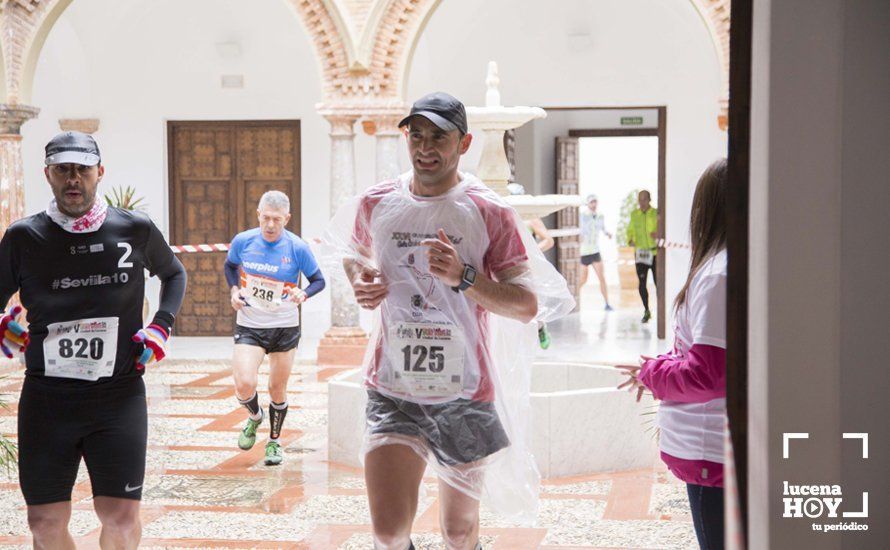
[320,171,574,524]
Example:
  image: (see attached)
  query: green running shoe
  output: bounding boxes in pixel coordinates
[264,441,283,466]
[642,310,652,323]
[538,324,551,350]
[238,412,263,450]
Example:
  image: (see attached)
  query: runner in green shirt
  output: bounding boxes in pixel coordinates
[626,190,658,323]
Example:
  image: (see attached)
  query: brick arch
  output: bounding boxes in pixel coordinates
[366,0,442,100]
[689,0,731,128]
[0,0,352,104]
[2,0,732,109]
[287,0,360,99]
[1,0,74,104]
[382,0,732,126]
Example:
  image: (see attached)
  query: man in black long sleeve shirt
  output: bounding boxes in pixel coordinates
[0,132,186,549]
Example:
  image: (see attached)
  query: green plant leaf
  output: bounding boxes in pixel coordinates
[616,188,642,248]
[104,185,147,211]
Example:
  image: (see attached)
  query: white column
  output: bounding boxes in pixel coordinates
[373,115,402,182]
[325,114,360,329]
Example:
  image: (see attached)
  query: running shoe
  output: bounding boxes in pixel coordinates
[642,310,651,323]
[264,441,283,466]
[538,324,551,350]
[605,304,614,312]
[238,412,263,450]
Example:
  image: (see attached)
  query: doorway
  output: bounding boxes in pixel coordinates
[554,108,667,339]
[576,134,661,329]
[167,120,301,336]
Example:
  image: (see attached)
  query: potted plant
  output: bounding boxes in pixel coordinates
[104,185,146,212]
[104,186,150,321]
[616,189,642,290]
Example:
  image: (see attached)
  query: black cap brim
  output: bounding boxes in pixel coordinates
[398,111,459,132]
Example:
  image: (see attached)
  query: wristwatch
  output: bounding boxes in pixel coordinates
[453,264,477,292]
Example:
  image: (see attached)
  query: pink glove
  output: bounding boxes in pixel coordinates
[132,324,169,370]
[0,306,29,358]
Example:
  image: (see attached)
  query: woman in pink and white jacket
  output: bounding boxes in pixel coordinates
[618,158,727,550]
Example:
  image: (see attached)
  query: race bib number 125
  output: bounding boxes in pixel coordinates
[387,322,465,398]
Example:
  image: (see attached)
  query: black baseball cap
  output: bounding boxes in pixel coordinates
[398,92,468,134]
[45,131,101,166]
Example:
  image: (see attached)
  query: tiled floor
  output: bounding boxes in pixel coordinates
[0,284,696,549]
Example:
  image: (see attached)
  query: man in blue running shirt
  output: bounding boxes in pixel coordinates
[224,190,325,465]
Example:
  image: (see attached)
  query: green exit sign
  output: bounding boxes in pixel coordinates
[621,116,644,126]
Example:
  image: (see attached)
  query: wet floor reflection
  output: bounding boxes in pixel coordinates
[0,310,695,548]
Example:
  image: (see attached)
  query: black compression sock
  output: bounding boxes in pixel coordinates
[269,401,288,440]
[238,392,261,418]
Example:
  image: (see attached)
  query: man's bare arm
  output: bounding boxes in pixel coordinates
[464,264,537,323]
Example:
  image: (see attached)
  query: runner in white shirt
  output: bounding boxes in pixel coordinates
[579,194,613,310]
[345,93,539,550]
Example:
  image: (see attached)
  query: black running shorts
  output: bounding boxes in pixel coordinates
[366,390,510,466]
[17,376,148,505]
[233,325,301,354]
[581,253,602,265]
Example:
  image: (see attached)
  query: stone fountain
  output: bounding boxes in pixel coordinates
[466,61,583,220]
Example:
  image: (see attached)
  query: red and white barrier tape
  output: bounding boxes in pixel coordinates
[170,243,230,254]
[169,239,689,259]
[655,238,691,250]
[547,228,581,238]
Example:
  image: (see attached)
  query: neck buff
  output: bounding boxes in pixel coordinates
[46,198,108,233]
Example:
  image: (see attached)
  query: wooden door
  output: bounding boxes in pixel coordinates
[555,136,581,311]
[168,121,301,336]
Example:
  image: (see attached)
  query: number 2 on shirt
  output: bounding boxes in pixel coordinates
[117,242,133,268]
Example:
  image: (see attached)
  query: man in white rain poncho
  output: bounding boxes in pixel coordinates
[325,92,573,550]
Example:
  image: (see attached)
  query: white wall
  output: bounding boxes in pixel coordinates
[406,0,727,325]
[839,1,890,547]
[749,0,890,547]
[20,0,332,337]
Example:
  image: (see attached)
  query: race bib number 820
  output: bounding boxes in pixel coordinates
[43,317,118,381]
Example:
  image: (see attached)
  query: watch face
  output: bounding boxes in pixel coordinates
[464,266,476,284]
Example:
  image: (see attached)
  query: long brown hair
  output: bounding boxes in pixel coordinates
[674,158,727,309]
